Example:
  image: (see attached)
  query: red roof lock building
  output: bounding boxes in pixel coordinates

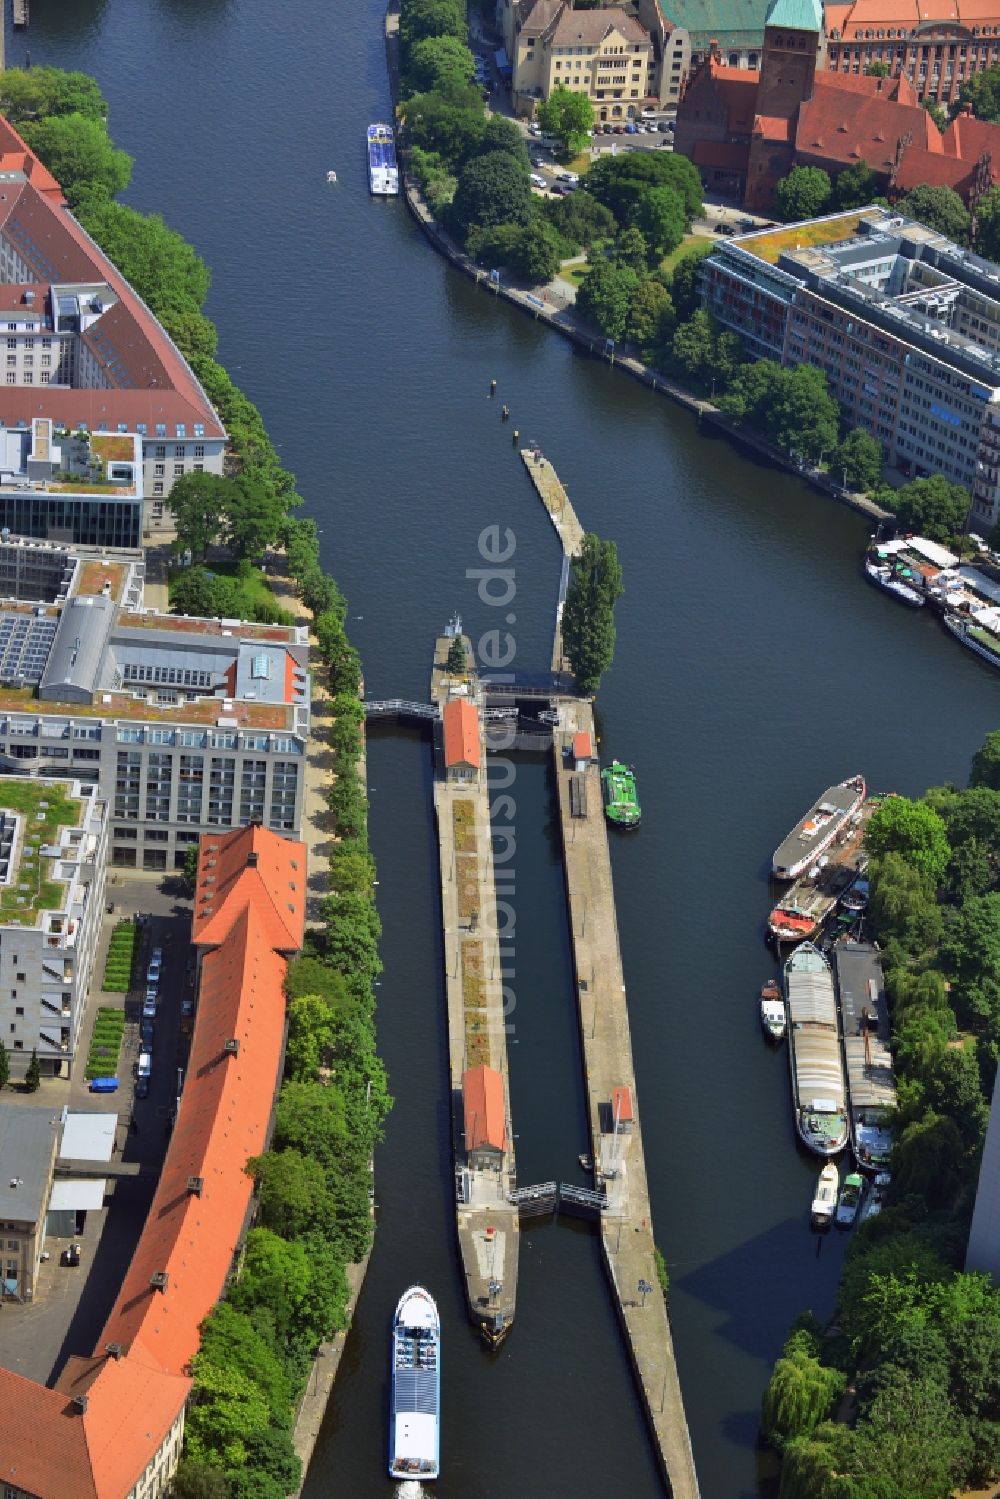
[571,731,593,771]
[463,1065,507,1169]
[442,698,480,783]
[611,1085,635,1133]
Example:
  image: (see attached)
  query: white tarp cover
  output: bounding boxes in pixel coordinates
[60,1112,116,1161]
[49,1179,106,1211]
[905,536,958,568]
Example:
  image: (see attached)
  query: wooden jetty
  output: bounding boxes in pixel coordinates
[431,629,519,1344]
[519,448,584,674]
[553,699,700,1499]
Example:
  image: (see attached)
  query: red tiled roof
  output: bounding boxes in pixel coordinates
[192,823,307,952]
[443,698,480,770]
[572,731,592,760]
[692,139,752,169]
[99,901,288,1372]
[0,116,224,440]
[707,61,760,133]
[463,1066,506,1152]
[612,1085,634,1125]
[942,111,1000,162]
[795,76,936,172]
[892,144,977,193]
[755,114,794,142]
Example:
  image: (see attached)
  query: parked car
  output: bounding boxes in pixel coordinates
[557,170,579,184]
[151,947,162,963]
[135,1076,150,1099]
[613,123,626,133]
[137,1051,152,1079]
[530,172,548,190]
[181,997,195,1019]
[140,1018,155,1047]
[657,120,671,132]
[529,121,542,135]
[625,122,638,133]
[641,106,657,117]
[602,122,614,133]
[551,182,573,195]
[147,961,161,985]
[530,154,546,168]
[713,222,736,235]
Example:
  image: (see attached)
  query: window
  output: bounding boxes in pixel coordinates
[23,338,32,350]
[22,372,31,384]
[155,444,166,459]
[175,444,186,458]
[154,463,165,476]
[40,372,50,384]
[154,482,163,495]
[173,463,184,477]
[194,444,205,458]
[250,653,271,680]
[5,339,13,349]
[5,374,14,385]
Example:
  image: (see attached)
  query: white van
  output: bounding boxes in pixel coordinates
[137,1051,152,1079]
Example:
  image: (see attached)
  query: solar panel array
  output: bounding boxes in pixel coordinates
[0,612,57,683]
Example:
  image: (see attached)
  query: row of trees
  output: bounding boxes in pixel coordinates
[14,63,389,1499]
[761,737,1000,1498]
[562,533,624,694]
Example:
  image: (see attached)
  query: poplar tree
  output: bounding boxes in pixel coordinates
[561,533,624,695]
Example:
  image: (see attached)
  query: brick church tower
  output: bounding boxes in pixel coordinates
[745,0,825,210]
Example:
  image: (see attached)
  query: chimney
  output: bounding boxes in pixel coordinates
[224,1038,240,1057]
[105,1342,123,1360]
[149,1271,169,1292]
[73,1395,88,1414]
[246,850,259,866]
[187,1175,204,1197]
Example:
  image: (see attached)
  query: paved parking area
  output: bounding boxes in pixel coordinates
[0,876,195,1385]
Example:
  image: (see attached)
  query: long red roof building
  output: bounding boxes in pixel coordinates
[0,824,305,1498]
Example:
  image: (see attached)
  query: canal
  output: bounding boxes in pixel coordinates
[15,2,1000,1494]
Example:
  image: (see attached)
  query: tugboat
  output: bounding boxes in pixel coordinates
[388,1285,440,1481]
[759,978,786,1042]
[601,761,641,828]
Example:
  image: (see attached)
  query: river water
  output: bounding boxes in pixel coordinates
[16,2,1000,1494]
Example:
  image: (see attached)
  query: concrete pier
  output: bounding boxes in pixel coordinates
[519,448,584,674]
[431,632,519,1343]
[554,699,700,1499]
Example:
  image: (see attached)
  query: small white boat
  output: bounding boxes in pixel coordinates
[326,170,338,183]
[811,1161,839,1228]
[864,556,925,608]
[835,1171,864,1227]
[759,979,786,1042]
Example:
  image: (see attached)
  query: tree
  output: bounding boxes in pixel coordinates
[171,567,223,619]
[237,1429,301,1495]
[719,358,784,423]
[761,1337,846,1449]
[940,891,1000,1027]
[779,1421,854,1499]
[537,86,595,154]
[285,992,337,1081]
[404,34,475,95]
[897,184,970,242]
[834,427,883,491]
[507,220,562,283]
[247,1148,333,1239]
[864,60,891,76]
[24,1049,40,1093]
[631,185,686,258]
[182,842,200,894]
[866,795,951,885]
[669,242,714,320]
[614,225,650,274]
[399,0,467,60]
[976,183,1000,262]
[171,1462,232,1499]
[576,258,638,341]
[544,188,616,248]
[401,90,485,172]
[196,1304,291,1423]
[953,64,1000,122]
[764,365,840,461]
[184,1360,271,1470]
[169,472,238,561]
[971,730,1000,792]
[925,97,948,131]
[226,477,287,560]
[627,278,675,353]
[274,1081,352,1175]
[849,1370,971,1499]
[474,115,529,166]
[586,151,701,225]
[446,635,466,674]
[775,166,832,222]
[22,114,132,209]
[893,473,970,543]
[922,1045,988,1146]
[0,67,108,123]
[834,158,880,210]
[669,307,718,385]
[561,532,624,694]
[837,1232,952,1359]
[450,151,532,238]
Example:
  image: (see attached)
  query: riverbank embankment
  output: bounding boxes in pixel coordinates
[519,449,583,672]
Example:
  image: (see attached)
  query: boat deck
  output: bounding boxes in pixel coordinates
[833,941,896,1167]
[773,780,864,877]
[431,636,519,1341]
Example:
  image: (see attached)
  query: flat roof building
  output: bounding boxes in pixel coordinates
[700,205,1000,526]
[0,1104,62,1302]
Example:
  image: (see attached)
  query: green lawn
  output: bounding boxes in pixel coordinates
[102,920,138,992]
[562,262,592,286]
[85,1007,126,1080]
[659,233,705,276]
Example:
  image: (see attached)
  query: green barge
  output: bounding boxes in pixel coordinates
[601,761,641,829]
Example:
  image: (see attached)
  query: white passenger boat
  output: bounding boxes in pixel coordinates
[864,554,925,608]
[368,122,399,196]
[772,776,866,880]
[389,1285,440,1481]
[811,1161,839,1228]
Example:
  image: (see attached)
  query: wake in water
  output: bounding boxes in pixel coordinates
[395,1483,424,1498]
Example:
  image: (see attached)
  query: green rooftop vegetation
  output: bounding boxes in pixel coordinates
[746,211,869,264]
[85,1006,125,1080]
[0,779,81,925]
[969,624,1000,658]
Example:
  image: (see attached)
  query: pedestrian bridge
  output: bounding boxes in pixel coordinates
[363,699,439,724]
